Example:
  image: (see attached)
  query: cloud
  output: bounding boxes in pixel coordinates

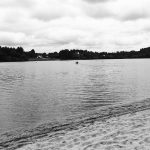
[32,10,63,21]
[31,0,83,21]
[83,0,115,4]
[0,32,28,46]
[83,5,114,19]
[121,12,149,21]
[0,0,150,52]
[83,0,150,21]
[112,0,150,21]
[0,0,35,8]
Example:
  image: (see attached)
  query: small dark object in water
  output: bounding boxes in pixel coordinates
[76,61,79,64]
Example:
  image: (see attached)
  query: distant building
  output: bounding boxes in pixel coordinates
[37,55,43,59]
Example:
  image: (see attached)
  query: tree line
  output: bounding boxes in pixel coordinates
[47,47,150,59]
[1,46,150,62]
[0,46,37,62]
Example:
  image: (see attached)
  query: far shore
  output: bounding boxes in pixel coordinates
[28,58,60,61]
[1,58,150,63]
[1,99,150,149]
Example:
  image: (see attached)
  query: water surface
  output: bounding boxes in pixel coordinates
[0,59,150,133]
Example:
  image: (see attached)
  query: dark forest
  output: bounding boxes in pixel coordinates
[1,46,150,62]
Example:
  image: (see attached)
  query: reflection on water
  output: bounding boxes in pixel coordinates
[0,59,150,133]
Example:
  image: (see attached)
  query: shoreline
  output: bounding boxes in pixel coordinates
[1,99,150,149]
[18,106,150,150]
[1,58,150,63]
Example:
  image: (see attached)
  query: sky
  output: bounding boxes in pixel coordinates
[0,0,150,52]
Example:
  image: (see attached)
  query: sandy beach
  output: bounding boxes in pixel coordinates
[1,99,150,150]
[17,109,150,150]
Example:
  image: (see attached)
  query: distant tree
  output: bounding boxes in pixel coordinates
[26,49,37,58]
[42,52,47,58]
[16,47,24,54]
[0,46,28,61]
[48,52,59,59]
[1,45,150,62]
[59,49,70,59]
[140,47,150,58]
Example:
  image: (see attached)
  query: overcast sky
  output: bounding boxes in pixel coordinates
[0,0,150,52]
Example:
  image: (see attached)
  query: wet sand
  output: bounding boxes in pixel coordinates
[18,109,150,150]
[1,99,150,150]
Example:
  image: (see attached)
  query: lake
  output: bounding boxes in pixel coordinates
[0,59,150,133]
